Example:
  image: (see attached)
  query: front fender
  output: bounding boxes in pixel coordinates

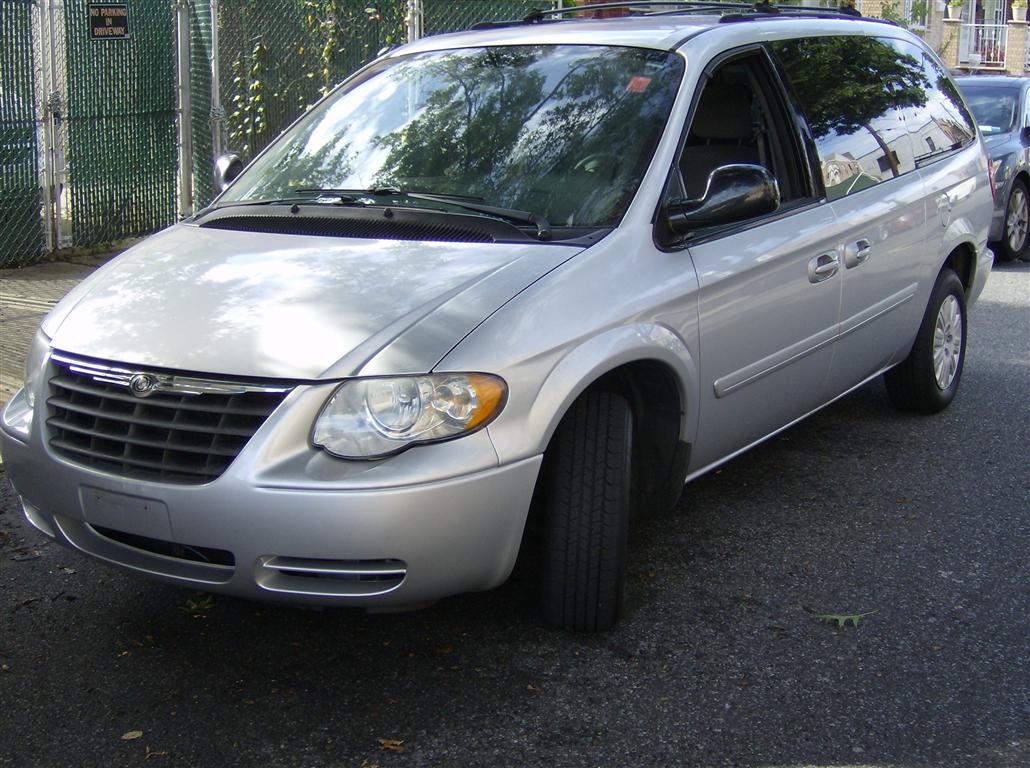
[482,323,699,466]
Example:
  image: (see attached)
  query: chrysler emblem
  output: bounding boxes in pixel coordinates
[128,373,159,398]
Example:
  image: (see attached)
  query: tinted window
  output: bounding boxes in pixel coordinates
[772,36,926,200]
[911,54,977,158]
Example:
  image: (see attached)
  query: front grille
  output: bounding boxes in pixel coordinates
[45,356,292,484]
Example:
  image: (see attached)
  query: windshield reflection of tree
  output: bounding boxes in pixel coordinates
[240,132,355,201]
[372,47,677,225]
[775,38,929,178]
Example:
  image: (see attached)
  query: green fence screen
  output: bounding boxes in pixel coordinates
[189,0,216,208]
[0,0,43,265]
[63,0,177,246]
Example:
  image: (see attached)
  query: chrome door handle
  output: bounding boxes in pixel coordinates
[844,238,872,269]
[808,252,840,283]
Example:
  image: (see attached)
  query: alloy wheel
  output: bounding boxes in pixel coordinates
[932,295,962,391]
[1007,185,1029,255]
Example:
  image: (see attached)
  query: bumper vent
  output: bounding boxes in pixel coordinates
[256,556,407,597]
[45,354,292,484]
[92,525,236,568]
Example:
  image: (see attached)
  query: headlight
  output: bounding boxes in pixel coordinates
[2,329,50,439]
[312,373,507,459]
[24,328,51,410]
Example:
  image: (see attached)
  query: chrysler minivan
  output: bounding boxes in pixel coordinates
[0,7,993,631]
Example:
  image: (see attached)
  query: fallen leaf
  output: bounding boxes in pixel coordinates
[121,730,144,741]
[144,745,168,759]
[377,738,404,753]
[802,605,877,628]
[526,683,537,691]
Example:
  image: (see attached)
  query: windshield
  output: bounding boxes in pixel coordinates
[961,88,1018,135]
[220,45,684,229]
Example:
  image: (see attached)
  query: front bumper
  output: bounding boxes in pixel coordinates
[1,385,542,608]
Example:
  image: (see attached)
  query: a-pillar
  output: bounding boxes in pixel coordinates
[1006,20,1027,75]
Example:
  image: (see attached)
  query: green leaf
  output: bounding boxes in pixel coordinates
[802,606,877,629]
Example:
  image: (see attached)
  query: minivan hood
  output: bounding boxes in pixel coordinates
[46,224,580,380]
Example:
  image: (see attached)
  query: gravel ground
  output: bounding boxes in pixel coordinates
[1,261,1027,768]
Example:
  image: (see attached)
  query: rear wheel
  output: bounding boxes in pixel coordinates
[884,268,966,414]
[539,390,632,632]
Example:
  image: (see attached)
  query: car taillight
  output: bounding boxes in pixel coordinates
[988,158,999,203]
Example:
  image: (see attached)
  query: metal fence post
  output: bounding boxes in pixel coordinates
[39,0,63,250]
[176,0,194,217]
[209,0,224,161]
[407,0,422,42]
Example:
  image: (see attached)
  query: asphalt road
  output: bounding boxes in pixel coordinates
[1,261,1027,768]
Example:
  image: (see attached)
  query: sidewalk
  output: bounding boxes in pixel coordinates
[0,257,112,406]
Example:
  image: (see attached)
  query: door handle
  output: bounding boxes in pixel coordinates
[808,252,840,283]
[937,194,953,227]
[844,238,872,269]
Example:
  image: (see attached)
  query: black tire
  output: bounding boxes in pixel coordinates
[884,268,967,414]
[539,390,632,632]
[997,179,1029,261]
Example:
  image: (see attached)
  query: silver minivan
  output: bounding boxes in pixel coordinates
[0,8,993,631]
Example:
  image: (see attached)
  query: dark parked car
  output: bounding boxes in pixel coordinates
[956,75,1030,261]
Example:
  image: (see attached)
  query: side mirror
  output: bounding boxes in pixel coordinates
[666,164,780,234]
[214,152,244,192]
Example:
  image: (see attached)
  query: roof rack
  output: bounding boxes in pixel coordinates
[514,1,865,25]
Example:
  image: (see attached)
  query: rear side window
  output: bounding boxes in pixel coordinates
[911,51,977,158]
[771,36,927,201]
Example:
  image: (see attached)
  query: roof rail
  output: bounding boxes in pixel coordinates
[519,1,864,24]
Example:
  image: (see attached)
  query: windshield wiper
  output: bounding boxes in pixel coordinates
[403,192,552,241]
[296,187,552,240]
[292,186,400,198]
[222,187,553,240]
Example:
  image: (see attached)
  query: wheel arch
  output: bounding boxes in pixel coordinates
[509,324,698,517]
[942,240,976,293]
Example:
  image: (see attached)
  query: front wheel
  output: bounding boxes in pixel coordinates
[884,268,966,414]
[539,390,632,632]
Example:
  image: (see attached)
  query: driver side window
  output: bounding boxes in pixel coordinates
[672,50,810,206]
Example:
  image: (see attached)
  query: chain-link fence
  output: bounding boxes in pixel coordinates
[423,0,552,34]
[0,0,43,266]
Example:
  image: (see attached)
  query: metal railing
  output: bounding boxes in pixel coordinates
[962,23,1008,68]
